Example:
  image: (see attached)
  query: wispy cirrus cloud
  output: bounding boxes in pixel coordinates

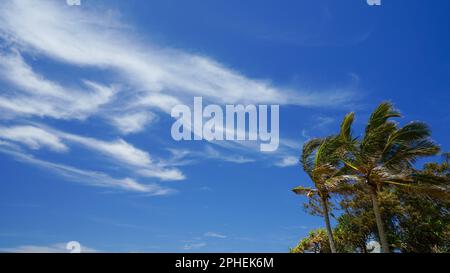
[0,0,354,114]
[0,52,117,120]
[111,112,156,135]
[204,232,227,239]
[164,138,302,169]
[57,129,185,181]
[183,242,207,251]
[0,125,67,152]
[0,145,174,195]
[0,242,99,253]
[0,0,357,195]
[0,124,185,181]
[274,156,298,167]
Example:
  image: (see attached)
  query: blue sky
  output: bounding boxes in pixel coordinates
[0,0,449,252]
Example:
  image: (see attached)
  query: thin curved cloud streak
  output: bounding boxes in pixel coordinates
[0,0,354,112]
[0,0,356,194]
[0,145,174,195]
[0,52,116,119]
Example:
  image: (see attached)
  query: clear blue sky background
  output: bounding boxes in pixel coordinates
[0,0,449,252]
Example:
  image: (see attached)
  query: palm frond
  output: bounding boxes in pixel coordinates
[364,102,401,135]
[325,175,363,194]
[361,102,400,158]
[292,186,318,197]
[383,139,440,171]
[340,112,355,144]
[301,138,324,175]
[361,121,397,157]
[383,122,432,153]
[315,135,343,167]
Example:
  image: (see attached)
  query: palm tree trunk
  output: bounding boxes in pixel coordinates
[321,196,337,253]
[369,186,390,253]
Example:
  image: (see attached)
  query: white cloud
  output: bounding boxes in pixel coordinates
[0,123,185,181]
[0,243,98,253]
[163,146,255,167]
[183,242,207,250]
[60,133,153,167]
[0,52,116,119]
[204,146,255,164]
[0,0,357,194]
[0,0,354,112]
[204,232,227,239]
[136,168,185,181]
[0,125,67,152]
[275,156,298,167]
[164,139,303,168]
[314,116,335,129]
[111,111,156,134]
[0,147,174,195]
[57,131,185,181]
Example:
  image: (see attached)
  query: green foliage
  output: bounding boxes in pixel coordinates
[291,102,450,253]
[293,185,450,253]
[290,229,331,253]
[394,190,450,252]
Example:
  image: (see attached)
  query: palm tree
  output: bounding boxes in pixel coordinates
[338,102,440,253]
[293,136,347,253]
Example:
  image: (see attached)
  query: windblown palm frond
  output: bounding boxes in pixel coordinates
[410,173,450,201]
[385,122,431,149]
[360,102,401,158]
[364,102,401,134]
[315,136,343,168]
[292,186,318,198]
[383,139,440,171]
[301,138,323,176]
[381,123,440,172]
[324,175,363,194]
[340,112,356,144]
